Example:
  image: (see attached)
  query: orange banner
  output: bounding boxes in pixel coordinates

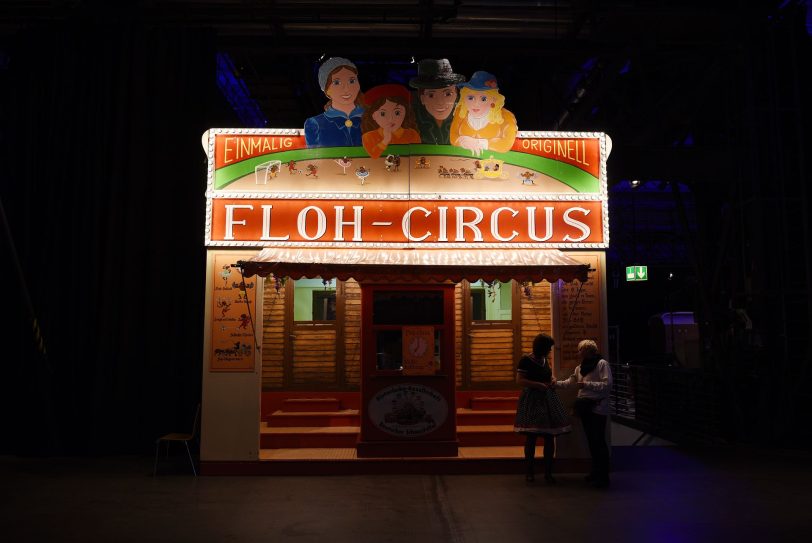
[209,198,604,245]
[215,135,308,168]
[510,138,600,177]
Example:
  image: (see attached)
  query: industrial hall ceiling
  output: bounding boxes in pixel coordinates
[0,0,808,187]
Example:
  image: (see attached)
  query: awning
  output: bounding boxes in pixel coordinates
[236,247,589,283]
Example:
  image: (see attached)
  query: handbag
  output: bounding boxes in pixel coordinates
[572,396,597,418]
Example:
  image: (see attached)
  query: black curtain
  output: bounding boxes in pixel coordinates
[0,17,229,454]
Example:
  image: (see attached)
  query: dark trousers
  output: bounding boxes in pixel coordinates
[581,411,610,480]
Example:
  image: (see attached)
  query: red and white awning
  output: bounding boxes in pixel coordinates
[237,247,589,283]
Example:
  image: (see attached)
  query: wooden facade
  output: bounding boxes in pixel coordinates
[261,279,555,392]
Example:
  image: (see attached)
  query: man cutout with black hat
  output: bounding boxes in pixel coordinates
[408,59,467,145]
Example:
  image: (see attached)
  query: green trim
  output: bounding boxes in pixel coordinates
[214,144,600,193]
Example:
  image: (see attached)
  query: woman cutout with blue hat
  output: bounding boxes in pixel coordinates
[304,57,365,148]
[450,71,518,155]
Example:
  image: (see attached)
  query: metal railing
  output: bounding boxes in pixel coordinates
[610,361,723,445]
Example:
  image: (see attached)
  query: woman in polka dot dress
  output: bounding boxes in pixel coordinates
[513,333,571,483]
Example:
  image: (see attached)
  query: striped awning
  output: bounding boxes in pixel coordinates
[237,247,589,283]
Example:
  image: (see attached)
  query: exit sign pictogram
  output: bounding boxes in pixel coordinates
[626,265,648,281]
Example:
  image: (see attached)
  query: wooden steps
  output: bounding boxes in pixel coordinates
[260,395,523,451]
[267,409,360,427]
[469,397,519,411]
[456,408,515,426]
[261,423,359,448]
[280,398,342,412]
[457,425,525,446]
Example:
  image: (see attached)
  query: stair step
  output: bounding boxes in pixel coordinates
[267,409,360,427]
[469,397,519,411]
[457,408,515,425]
[457,425,524,447]
[260,424,359,448]
[281,398,342,412]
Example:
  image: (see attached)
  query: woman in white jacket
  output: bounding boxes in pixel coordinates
[555,339,613,487]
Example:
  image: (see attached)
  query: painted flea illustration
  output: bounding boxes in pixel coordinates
[220,265,232,285]
[215,341,252,357]
[415,156,431,169]
[437,165,473,179]
[216,297,232,318]
[384,154,401,172]
[474,156,509,179]
[304,57,364,148]
[238,314,251,330]
[254,160,281,184]
[306,164,319,178]
[361,84,420,159]
[355,166,370,185]
[520,171,537,185]
[287,160,301,175]
[450,71,518,156]
[335,156,353,174]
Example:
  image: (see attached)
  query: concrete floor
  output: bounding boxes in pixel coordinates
[2,445,811,543]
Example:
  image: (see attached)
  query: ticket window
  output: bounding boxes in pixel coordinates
[372,289,444,372]
[358,284,457,457]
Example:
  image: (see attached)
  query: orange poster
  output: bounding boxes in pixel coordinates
[210,254,257,372]
[402,326,436,375]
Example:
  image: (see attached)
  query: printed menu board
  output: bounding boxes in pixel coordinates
[558,253,602,372]
[210,253,258,372]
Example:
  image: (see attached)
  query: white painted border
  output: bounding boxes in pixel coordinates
[202,129,611,248]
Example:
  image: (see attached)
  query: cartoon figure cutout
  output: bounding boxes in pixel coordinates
[450,71,518,155]
[409,59,467,145]
[360,84,420,159]
[304,57,364,148]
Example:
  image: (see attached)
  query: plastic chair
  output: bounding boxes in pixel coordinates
[153,403,200,476]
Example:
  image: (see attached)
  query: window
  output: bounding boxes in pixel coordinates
[293,278,336,322]
[470,280,512,321]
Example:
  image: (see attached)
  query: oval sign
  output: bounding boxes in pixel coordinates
[368,383,448,437]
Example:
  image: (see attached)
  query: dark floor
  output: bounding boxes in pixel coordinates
[2,446,811,543]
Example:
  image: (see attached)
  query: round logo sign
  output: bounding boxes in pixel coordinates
[368,383,448,437]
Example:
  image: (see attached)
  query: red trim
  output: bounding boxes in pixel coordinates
[201,457,591,476]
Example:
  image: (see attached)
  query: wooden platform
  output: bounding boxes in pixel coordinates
[236,392,566,474]
[202,449,589,476]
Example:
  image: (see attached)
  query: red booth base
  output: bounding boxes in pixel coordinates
[356,440,459,458]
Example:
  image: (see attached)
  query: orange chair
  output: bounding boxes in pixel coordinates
[153,403,200,476]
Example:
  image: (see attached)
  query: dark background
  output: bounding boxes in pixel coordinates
[1,1,810,454]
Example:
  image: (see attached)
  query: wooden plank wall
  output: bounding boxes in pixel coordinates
[343,279,362,387]
[519,281,554,363]
[291,324,337,384]
[468,325,515,384]
[261,282,286,390]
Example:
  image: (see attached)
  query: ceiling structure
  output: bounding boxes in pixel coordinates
[3,0,790,186]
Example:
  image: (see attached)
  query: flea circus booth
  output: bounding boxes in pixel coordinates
[201,124,610,474]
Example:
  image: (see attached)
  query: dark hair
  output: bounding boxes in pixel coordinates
[532,333,555,358]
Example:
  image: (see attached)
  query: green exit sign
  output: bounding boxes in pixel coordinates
[626,265,648,281]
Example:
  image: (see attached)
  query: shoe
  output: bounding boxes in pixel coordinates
[544,474,557,485]
[525,473,535,483]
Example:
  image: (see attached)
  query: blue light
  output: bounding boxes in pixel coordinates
[216,52,268,128]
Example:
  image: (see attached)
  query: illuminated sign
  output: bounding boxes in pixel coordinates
[626,265,648,281]
[204,130,611,248]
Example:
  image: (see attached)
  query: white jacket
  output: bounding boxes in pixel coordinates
[555,358,613,416]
